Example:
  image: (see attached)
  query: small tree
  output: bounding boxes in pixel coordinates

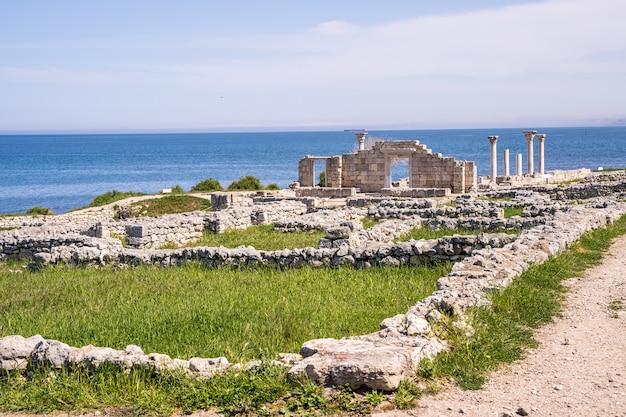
[190,178,224,192]
[170,185,185,194]
[265,183,280,190]
[227,175,263,191]
[318,171,326,187]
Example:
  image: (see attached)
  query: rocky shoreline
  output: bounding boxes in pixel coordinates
[2,170,626,391]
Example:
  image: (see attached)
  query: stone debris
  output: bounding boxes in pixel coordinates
[2,173,626,391]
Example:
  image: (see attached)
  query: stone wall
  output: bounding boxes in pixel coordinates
[125,213,206,249]
[295,187,356,198]
[300,140,476,194]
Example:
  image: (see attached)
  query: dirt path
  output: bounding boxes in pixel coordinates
[379,235,626,417]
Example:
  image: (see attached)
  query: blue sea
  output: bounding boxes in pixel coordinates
[1,127,625,214]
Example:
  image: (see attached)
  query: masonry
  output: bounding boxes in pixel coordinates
[298,139,476,194]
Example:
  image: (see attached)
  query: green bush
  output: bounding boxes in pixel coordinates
[265,183,280,190]
[89,190,145,207]
[170,185,185,194]
[318,171,326,187]
[227,175,263,191]
[190,178,224,193]
[25,206,53,216]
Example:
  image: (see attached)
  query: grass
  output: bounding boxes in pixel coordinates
[0,262,450,361]
[361,216,380,229]
[88,190,146,207]
[421,213,626,390]
[503,206,523,218]
[193,224,325,250]
[128,195,211,217]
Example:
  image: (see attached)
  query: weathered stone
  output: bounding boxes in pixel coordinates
[0,334,44,370]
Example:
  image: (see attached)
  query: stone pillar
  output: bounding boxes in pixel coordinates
[523,131,537,175]
[356,132,368,151]
[537,134,546,174]
[516,153,523,176]
[384,156,392,188]
[503,149,510,176]
[488,136,498,183]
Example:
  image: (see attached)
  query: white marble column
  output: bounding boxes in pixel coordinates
[488,136,498,183]
[523,131,537,175]
[503,149,510,176]
[537,134,546,174]
[516,153,523,176]
[356,133,367,151]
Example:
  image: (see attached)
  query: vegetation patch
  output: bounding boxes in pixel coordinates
[128,195,211,217]
[190,178,224,193]
[24,206,54,216]
[194,224,324,250]
[89,190,146,207]
[360,216,380,229]
[503,205,524,218]
[0,262,450,362]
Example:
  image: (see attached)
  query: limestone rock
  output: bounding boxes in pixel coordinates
[0,334,44,370]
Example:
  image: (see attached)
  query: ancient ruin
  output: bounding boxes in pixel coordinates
[2,130,626,393]
[297,131,477,196]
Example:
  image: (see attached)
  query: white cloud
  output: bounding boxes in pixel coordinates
[2,0,625,129]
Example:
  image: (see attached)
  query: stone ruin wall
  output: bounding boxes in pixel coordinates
[299,140,476,194]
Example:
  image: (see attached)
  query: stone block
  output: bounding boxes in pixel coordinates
[125,224,148,237]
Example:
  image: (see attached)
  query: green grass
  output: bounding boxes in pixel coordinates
[0,262,450,362]
[503,206,523,218]
[88,190,146,207]
[128,195,211,217]
[361,216,380,229]
[194,224,325,250]
[424,214,626,390]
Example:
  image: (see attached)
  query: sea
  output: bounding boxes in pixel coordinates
[1,126,625,214]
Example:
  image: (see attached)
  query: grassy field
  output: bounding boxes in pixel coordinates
[0,262,451,361]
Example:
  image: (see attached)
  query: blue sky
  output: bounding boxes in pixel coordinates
[1,0,625,133]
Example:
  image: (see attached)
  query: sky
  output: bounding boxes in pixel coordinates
[1,0,625,133]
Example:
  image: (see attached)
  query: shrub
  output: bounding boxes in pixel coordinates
[25,206,53,215]
[190,178,224,193]
[227,175,263,191]
[89,190,145,207]
[265,183,280,190]
[318,171,326,187]
[170,185,185,194]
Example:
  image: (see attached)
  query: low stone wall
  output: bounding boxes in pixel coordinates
[115,233,515,269]
[205,200,308,234]
[0,206,116,232]
[0,231,122,263]
[125,213,206,249]
[295,187,357,198]
[380,187,451,198]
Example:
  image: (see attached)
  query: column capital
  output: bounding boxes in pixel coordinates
[523,130,537,142]
[536,133,546,142]
[487,135,499,144]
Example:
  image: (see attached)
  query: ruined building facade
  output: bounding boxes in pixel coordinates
[298,140,476,194]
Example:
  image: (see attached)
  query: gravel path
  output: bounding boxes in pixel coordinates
[378,235,626,417]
